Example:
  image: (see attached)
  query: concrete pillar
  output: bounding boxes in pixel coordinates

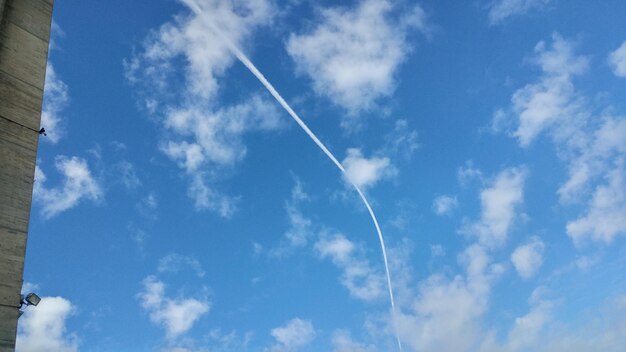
[0,1,5,25]
[0,0,53,350]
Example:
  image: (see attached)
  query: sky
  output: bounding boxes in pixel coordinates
[15,0,626,351]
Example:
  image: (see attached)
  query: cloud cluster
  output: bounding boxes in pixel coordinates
[396,244,502,351]
[126,0,281,216]
[391,166,531,350]
[33,156,102,219]
[125,0,274,101]
[497,34,626,244]
[138,276,210,339]
[387,163,626,351]
[479,293,626,352]
[286,0,428,126]
[16,296,78,352]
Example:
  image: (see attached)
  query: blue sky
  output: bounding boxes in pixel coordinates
[16,0,626,351]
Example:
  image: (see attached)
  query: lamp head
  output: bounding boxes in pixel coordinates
[24,293,41,306]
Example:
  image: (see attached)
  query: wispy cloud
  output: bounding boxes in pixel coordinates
[114,160,142,190]
[567,163,626,245]
[487,0,550,25]
[382,119,420,161]
[315,232,386,302]
[33,156,103,219]
[41,63,69,143]
[331,330,376,352]
[41,22,69,143]
[158,253,206,278]
[432,195,458,216]
[608,41,626,77]
[457,161,483,186]
[286,0,428,127]
[267,318,316,352]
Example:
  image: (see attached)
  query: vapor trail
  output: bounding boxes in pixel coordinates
[184,1,401,349]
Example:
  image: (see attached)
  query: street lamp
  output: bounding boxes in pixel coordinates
[18,292,41,318]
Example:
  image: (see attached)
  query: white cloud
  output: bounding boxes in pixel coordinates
[268,318,315,352]
[286,0,428,125]
[126,0,281,216]
[511,237,545,279]
[609,41,626,77]
[487,0,550,25]
[466,167,526,247]
[315,233,385,301]
[138,276,210,339]
[433,195,458,215]
[158,253,206,278]
[41,63,69,143]
[332,330,376,352]
[33,156,102,219]
[16,296,78,352]
[342,148,394,190]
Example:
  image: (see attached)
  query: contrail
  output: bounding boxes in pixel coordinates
[183,1,401,350]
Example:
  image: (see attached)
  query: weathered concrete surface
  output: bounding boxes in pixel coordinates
[0,0,53,350]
